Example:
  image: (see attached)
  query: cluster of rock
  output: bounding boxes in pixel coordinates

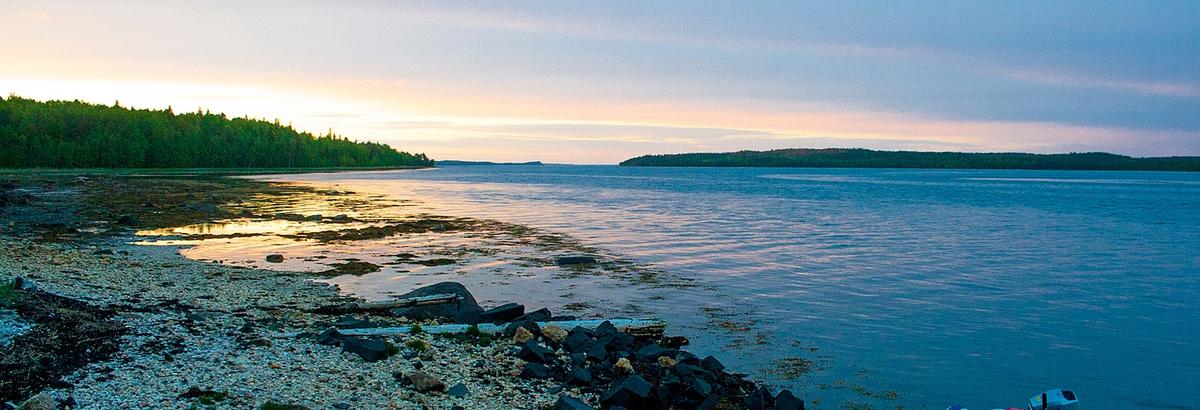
[0,180,32,211]
[307,281,804,410]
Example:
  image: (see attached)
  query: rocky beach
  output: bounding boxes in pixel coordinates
[0,173,804,410]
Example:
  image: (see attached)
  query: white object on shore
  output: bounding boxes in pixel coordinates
[333,318,667,337]
[312,293,462,313]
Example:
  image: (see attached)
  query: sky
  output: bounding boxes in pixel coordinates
[2,1,1198,164]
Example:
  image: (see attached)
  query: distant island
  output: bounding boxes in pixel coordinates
[620,148,1200,171]
[0,96,432,169]
[436,160,544,166]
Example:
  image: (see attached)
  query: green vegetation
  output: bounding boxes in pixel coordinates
[0,95,433,169]
[404,338,430,352]
[258,402,308,410]
[620,148,1200,171]
[0,285,19,308]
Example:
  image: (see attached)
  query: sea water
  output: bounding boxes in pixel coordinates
[263,165,1199,409]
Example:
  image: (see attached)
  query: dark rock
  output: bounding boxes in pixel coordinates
[407,371,446,392]
[774,389,805,410]
[689,378,713,396]
[608,333,636,351]
[566,366,592,385]
[388,282,482,324]
[340,337,391,362]
[518,341,554,363]
[551,315,576,321]
[593,321,618,339]
[673,364,710,379]
[660,335,690,348]
[479,303,525,323]
[265,254,285,263]
[333,316,372,329]
[315,328,343,346]
[514,307,552,322]
[745,386,773,410]
[504,318,540,337]
[331,403,351,410]
[93,249,114,255]
[568,352,586,367]
[700,355,725,373]
[600,375,652,407]
[447,382,470,397]
[564,331,593,353]
[12,277,37,291]
[634,344,669,362]
[697,395,720,410]
[585,342,608,362]
[116,214,138,225]
[552,395,594,410]
[520,363,551,379]
[555,255,597,266]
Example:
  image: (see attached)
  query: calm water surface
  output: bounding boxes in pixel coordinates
[266,166,1200,410]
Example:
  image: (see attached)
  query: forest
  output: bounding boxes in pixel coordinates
[0,96,432,168]
[620,148,1200,171]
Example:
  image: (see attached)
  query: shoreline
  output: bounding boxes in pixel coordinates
[0,173,803,409]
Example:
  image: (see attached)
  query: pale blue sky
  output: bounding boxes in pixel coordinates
[2,1,1197,162]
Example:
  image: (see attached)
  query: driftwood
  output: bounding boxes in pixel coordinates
[333,318,667,337]
[311,293,461,314]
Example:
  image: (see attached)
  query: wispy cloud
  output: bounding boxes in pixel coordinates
[1009,69,1200,97]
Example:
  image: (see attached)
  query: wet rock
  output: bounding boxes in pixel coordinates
[593,321,618,339]
[518,341,554,363]
[265,254,284,263]
[555,255,597,266]
[701,355,725,372]
[446,382,469,397]
[541,325,568,343]
[340,337,391,362]
[585,341,608,362]
[406,371,446,393]
[635,344,669,362]
[504,318,540,337]
[520,362,551,379]
[388,282,482,324]
[315,328,343,346]
[514,307,552,322]
[479,303,524,323]
[745,386,773,410]
[93,249,114,255]
[553,395,594,410]
[689,378,713,396]
[774,389,805,410]
[566,366,592,386]
[116,214,138,225]
[564,331,593,353]
[600,375,652,407]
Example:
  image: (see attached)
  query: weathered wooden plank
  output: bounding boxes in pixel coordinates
[311,293,461,314]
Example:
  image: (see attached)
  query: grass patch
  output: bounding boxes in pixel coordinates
[0,285,20,308]
[404,338,430,352]
[259,402,309,410]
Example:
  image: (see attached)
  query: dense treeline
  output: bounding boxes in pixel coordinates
[620,148,1200,171]
[0,96,433,168]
